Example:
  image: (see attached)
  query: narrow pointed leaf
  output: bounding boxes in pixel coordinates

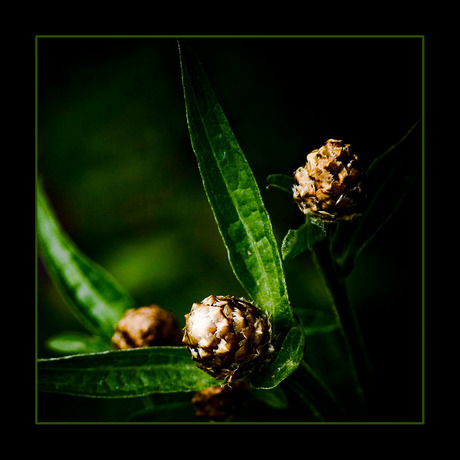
[281,214,327,260]
[127,401,197,422]
[293,308,338,336]
[38,347,219,398]
[250,386,288,409]
[179,42,293,335]
[46,332,110,355]
[37,183,135,338]
[266,173,293,194]
[250,323,305,389]
[331,121,420,275]
[366,119,420,179]
[334,176,415,276]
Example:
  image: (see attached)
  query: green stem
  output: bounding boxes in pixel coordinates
[296,360,346,420]
[284,359,345,421]
[284,378,326,422]
[142,394,155,409]
[313,238,373,416]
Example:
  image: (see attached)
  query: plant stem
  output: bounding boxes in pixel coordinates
[313,238,373,416]
[284,378,326,422]
[284,358,345,421]
[298,360,346,418]
[142,394,155,410]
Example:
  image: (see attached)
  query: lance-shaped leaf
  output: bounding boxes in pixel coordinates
[37,183,135,338]
[331,120,420,275]
[281,214,327,260]
[38,347,219,398]
[46,332,110,355]
[127,401,197,422]
[179,41,293,335]
[293,308,338,336]
[250,323,305,389]
[266,173,293,195]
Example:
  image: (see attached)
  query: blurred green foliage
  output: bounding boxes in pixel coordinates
[37,37,422,422]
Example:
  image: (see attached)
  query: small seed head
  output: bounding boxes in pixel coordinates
[293,139,365,221]
[192,381,250,420]
[111,305,182,349]
[182,295,273,382]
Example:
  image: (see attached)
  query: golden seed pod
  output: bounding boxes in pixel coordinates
[182,295,273,382]
[192,381,250,420]
[111,305,182,349]
[293,139,365,221]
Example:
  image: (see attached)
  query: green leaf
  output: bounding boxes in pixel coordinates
[179,41,293,335]
[366,119,420,179]
[37,347,219,398]
[281,214,327,260]
[46,332,110,355]
[250,386,288,409]
[37,182,136,338]
[336,176,414,276]
[293,308,338,336]
[331,121,420,275]
[266,174,293,194]
[127,401,197,422]
[250,324,305,389]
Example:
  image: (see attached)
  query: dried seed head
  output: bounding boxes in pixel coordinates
[293,139,365,221]
[192,381,250,420]
[182,295,273,382]
[111,305,182,349]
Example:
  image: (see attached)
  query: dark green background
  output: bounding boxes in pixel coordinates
[37,36,423,422]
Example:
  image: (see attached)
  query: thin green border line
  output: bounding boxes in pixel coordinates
[35,34,424,39]
[35,35,39,425]
[35,34,425,425]
[421,35,426,425]
[36,421,425,426]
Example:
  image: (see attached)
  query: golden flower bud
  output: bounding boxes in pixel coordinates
[192,381,250,420]
[182,295,273,382]
[111,305,182,349]
[293,139,365,221]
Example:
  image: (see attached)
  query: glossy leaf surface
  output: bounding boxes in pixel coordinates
[38,347,219,398]
[179,42,293,335]
[281,214,327,260]
[250,323,305,389]
[46,332,110,355]
[37,183,135,338]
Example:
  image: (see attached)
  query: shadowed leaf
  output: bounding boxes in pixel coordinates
[37,182,135,338]
[179,41,293,336]
[38,347,219,398]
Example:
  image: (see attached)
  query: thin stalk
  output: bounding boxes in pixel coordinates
[294,360,345,419]
[142,395,155,409]
[313,238,373,416]
[285,359,345,421]
[284,378,326,422]
[298,360,346,417]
